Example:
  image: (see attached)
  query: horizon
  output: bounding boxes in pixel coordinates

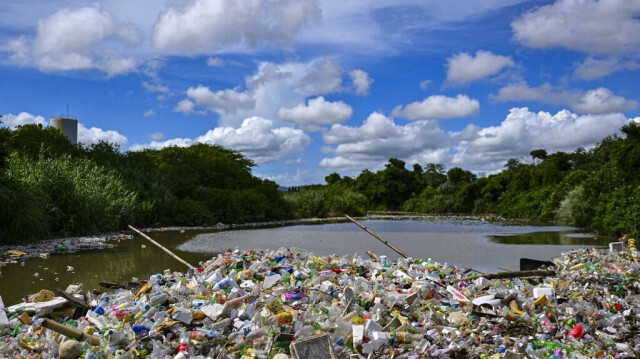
[1,0,639,186]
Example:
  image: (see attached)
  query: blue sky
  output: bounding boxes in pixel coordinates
[1,0,639,186]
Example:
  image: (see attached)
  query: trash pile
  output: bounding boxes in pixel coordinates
[0,234,132,265]
[1,241,640,359]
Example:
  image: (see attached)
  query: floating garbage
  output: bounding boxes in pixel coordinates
[1,238,640,358]
[1,234,126,266]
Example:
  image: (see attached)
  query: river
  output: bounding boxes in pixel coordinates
[0,219,612,306]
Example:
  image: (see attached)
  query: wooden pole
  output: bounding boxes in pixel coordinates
[41,318,101,345]
[128,225,195,269]
[345,215,408,259]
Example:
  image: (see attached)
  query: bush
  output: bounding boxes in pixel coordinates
[6,154,137,237]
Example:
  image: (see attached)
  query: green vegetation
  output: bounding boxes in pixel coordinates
[285,123,640,238]
[0,124,292,244]
[2,122,639,244]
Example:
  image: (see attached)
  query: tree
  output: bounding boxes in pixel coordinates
[423,163,446,188]
[9,124,82,159]
[446,167,476,185]
[530,149,548,165]
[325,172,341,185]
[505,158,522,171]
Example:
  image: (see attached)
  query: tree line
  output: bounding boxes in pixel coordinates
[285,123,640,238]
[0,124,292,244]
[1,122,638,244]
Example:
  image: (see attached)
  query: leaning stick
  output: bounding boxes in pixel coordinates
[455,269,555,282]
[345,215,408,258]
[41,319,101,345]
[128,225,195,269]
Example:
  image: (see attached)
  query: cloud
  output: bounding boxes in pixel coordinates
[152,0,321,54]
[0,112,47,128]
[3,5,142,74]
[143,109,155,117]
[177,57,345,127]
[277,96,352,130]
[392,94,480,120]
[451,107,631,170]
[1,112,127,147]
[320,112,450,172]
[512,0,640,55]
[198,117,311,163]
[149,132,164,141]
[574,88,638,114]
[206,57,225,67]
[420,80,431,91]
[186,85,255,114]
[445,50,514,86]
[104,57,139,77]
[493,82,638,114]
[297,58,343,96]
[143,81,169,94]
[78,124,128,147]
[349,69,373,95]
[130,116,310,163]
[574,57,639,80]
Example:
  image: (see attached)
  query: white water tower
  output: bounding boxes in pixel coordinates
[50,115,78,145]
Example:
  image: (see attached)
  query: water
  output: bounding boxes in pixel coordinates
[0,219,612,306]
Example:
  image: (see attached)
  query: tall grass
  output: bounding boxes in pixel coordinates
[4,153,137,242]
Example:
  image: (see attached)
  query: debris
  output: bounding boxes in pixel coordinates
[1,244,640,358]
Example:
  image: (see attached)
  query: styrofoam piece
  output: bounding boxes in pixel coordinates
[290,334,336,359]
[533,285,556,300]
[0,296,9,327]
[609,242,625,252]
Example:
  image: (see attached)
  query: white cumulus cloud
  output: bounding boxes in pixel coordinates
[177,57,346,127]
[452,107,631,170]
[392,94,480,120]
[445,50,514,86]
[493,82,638,114]
[0,112,47,128]
[78,124,128,147]
[152,0,321,54]
[1,112,127,147]
[4,6,143,74]
[512,0,640,55]
[349,69,373,95]
[174,99,197,115]
[574,57,639,80]
[186,85,255,114]
[277,96,352,130]
[320,112,450,172]
[130,117,310,164]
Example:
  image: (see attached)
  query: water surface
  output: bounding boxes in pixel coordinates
[0,219,611,306]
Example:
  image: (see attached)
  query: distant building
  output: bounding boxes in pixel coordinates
[477,171,487,178]
[50,115,78,144]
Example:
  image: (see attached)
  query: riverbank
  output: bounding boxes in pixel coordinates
[1,242,638,358]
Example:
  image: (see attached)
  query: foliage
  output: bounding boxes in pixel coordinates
[2,122,640,242]
[0,125,293,243]
[286,123,640,238]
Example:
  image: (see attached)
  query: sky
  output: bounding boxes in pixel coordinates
[1,0,639,186]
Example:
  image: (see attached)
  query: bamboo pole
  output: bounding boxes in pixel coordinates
[55,288,89,309]
[41,319,101,345]
[455,269,555,282]
[128,225,195,269]
[345,215,408,259]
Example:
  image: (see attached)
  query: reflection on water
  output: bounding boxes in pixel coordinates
[489,231,612,245]
[0,231,213,306]
[0,220,614,306]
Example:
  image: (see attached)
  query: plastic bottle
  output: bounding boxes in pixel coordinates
[93,296,110,315]
[295,325,316,339]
